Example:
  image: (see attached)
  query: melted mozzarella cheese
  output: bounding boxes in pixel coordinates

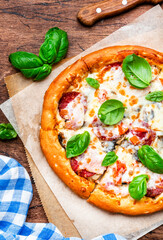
[100,145,163,196]
[63,94,86,129]
[139,103,163,131]
[77,145,106,174]
[60,127,106,175]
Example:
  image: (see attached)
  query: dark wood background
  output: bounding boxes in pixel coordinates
[0,1,162,239]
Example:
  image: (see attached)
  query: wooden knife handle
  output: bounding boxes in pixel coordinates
[77,0,147,26]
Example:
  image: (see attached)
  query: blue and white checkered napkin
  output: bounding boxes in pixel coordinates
[0,155,126,240]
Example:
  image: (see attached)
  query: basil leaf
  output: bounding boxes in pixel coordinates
[122,54,152,89]
[9,52,43,70]
[66,131,90,158]
[102,151,118,166]
[86,78,100,89]
[9,52,45,79]
[20,66,42,79]
[129,174,149,200]
[0,123,17,140]
[145,91,163,102]
[39,38,57,64]
[45,27,69,64]
[98,99,125,125]
[21,64,52,81]
[34,64,52,81]
[138,145,163,174]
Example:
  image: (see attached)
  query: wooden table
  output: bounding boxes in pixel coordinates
[0,1,162,239]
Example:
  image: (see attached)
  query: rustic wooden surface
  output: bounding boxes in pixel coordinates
[0,0,162,239]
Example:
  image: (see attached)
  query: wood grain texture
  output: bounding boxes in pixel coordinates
[0,0,162,239]
[77,0,163,26]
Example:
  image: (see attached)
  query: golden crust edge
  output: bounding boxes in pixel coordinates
[88,186,163,215]
[82,45,163,70]
[40,129,95,199]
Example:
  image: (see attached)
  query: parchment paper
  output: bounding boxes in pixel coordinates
[1,5,163,240]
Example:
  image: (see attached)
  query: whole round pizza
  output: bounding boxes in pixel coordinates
[40,46,163,215]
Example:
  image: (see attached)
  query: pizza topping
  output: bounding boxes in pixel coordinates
[70,158,79,173]
[101,140,116,152]
[126,120,156,146]
[86,77,100,89]
[101,151,118,167]
[145,91,163,102]
[92,117,129,141]
[139,103,163,131]
[112,160,127,185]
[146,186,163,198]
[58,132,66,148]
[98,99,126,125]
[66,131,90,158]
[129,174,149,200]
[122,54,152,89]
[62,128,106,177]
[76,145,106,175]
[95,89,109,103]
[59,92,87,129]
[70,158,96,178]
[151,66,160,81]
[98,145,163,197]
[138,145,163,174]
[59,92,79,110]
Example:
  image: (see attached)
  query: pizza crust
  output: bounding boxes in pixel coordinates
[40,129,95,198]
[40,45,163,214]
[82,45,163,72]
[88,186,163,215]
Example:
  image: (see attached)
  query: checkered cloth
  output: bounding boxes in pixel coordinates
[0,155,126,240]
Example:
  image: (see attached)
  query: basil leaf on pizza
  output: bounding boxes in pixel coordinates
[138,145,163,174]
[102,151,118,166]
[129,174,149,200]
[66,131,90,158]
[145,91,163,102]
[98,99,125,125]
[86,77,100,89]
[0,123,17,140]
[122,54,152,89]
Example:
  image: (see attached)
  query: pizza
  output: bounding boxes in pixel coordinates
[40,46,163,215]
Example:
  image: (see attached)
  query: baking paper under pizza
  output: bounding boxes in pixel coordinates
[40,46,163,215]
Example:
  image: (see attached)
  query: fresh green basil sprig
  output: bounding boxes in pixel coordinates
[102,151,118,166]
[138,145,163,174]
[39,27,69,64]
[122,54,152,89]
[86,77,100,89]
[0,123,17,140]
[98,99,126,125]
[129,174,149,200]
[9,27,68,81]
[66,131,90,158]
[145,91,163,102]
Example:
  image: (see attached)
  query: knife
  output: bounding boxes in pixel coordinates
[77,0,163,26]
